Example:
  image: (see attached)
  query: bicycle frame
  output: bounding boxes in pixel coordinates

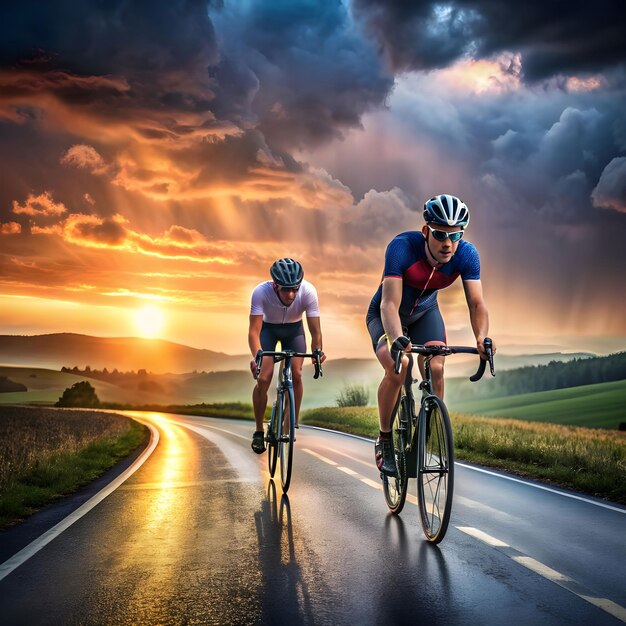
[257,349,323,493]
[383,338,495,542]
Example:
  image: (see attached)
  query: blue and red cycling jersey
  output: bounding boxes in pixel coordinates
[368,231,480,324]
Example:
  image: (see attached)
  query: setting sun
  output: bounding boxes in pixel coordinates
[133,305,165,338]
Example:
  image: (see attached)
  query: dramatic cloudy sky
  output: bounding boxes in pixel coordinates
[1,0,625,358]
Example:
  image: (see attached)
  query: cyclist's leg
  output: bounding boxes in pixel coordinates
[280,324,306,426]
[367,314,405,477]
[408,306,446,399]
[367,315,405,432]
[252,324,276,450]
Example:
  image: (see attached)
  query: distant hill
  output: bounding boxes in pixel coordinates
[0,333,249,374]
[0,333,597,404]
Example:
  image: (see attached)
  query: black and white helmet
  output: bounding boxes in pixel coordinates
[423,194,470,228]
[270,258,304,289]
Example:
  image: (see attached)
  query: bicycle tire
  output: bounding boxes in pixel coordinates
[267,399,280,477]
[383,397,409,514]
[279,387,296,493]
[417,396,454,543]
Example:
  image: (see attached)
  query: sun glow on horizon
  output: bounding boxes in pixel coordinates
[133,304,166,338]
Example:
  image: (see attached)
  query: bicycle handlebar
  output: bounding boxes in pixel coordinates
[392,337,495,382]
[255,349,324,379]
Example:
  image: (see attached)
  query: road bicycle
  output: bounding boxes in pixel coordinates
[255,349,323,493]
[383,338,495,543]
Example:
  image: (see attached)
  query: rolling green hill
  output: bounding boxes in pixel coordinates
[449,379,626,429]
[0,367,167,405]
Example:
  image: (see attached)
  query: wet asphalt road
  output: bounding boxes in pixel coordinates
[0,412,624,625]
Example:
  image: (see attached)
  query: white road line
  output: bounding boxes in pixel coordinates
[512,556,572,582]
[457,526,509,547]
[301,448,338,466]
[177,417,250,441]
[324,445,373,469]
[460,526,626,623]
[361,478,383,490]
[338,466,358,476]
[0,418,159,583]
[579,595,626,623]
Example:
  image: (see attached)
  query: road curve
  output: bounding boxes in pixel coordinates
[0,411,624,625]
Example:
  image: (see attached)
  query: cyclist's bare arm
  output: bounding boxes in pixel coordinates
[248,315,264,378]
[380,277,407,347]
[462,279,496,358]
[305,316,326,363]
[248,314,263,356]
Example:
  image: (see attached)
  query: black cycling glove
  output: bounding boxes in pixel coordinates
[390,335,410,358]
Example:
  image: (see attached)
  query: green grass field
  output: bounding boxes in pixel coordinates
[0,366,137,405]
[449,379,626,429]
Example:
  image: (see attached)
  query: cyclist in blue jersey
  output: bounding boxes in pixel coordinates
[366,194,497,476]
[248,258,326,454]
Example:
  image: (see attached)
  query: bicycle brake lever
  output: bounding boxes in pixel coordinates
[484,337,495,377]
[313,350,323,379]
[393,349,403,375]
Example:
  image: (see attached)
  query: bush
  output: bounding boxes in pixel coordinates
[56,381,101,408]
[336,384,370,407]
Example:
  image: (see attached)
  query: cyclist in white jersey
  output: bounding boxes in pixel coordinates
[249,258,325,453]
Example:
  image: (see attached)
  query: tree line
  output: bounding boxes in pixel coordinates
[471,351,626,399]
[61,366,153,381]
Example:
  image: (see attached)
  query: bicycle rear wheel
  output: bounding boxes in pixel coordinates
[267,399,280,477]
[279,387,296,493]
[417,396,454,543]
[383,397,409,514]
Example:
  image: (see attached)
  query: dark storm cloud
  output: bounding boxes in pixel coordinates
[0,0,219,76]
[209,0,394,149]
[0,0,396,218]
[351,0,626,80]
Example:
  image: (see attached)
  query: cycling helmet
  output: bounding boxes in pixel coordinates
[270,258,304,289]
[423,194,470,228]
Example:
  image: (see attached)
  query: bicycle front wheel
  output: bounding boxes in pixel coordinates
[383,396,409,514]
[417,396,454,543]
[279,387,296,493]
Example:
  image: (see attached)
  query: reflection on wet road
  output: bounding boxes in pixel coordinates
[0,412,624,625]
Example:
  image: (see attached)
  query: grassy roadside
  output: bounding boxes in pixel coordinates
[0,406,147,529]
[299,406,626,504]
[99,401,262,420]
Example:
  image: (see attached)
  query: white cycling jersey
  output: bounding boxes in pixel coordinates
[250,280,320,324]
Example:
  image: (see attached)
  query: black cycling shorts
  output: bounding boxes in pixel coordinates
[365,305,446,353]
[260,321,306,352]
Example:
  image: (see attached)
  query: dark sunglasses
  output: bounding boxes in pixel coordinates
[278,285,300,292]
[428,225,464,243]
